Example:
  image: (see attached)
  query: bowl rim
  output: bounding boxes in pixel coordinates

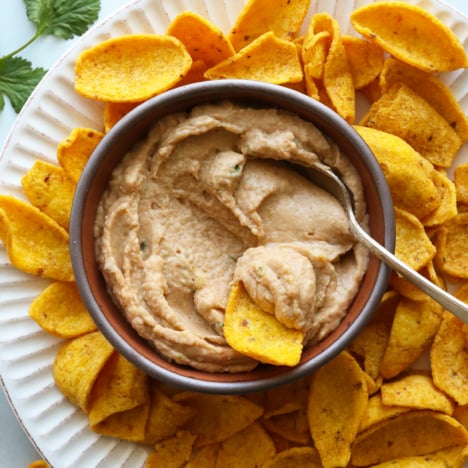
[70,79,395,394]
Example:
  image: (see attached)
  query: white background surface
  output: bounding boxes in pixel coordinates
[0,0,467,466]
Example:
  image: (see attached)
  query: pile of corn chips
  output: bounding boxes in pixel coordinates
[1,0,468,466]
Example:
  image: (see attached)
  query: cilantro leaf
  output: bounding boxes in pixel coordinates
[0,56,46,112]
[24,0,100,40]
[0,0,101,115]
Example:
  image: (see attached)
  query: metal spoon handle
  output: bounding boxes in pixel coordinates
[348,211,468,322]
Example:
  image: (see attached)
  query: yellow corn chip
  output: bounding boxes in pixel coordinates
[434,213,468,279]
[27,462,49,468]
[144,385,196,444]
[29,281,97,338]
[389,264,440,303]
[426,260,447,290]
[262,447,322,468]
[103,102,139,132]
[432,444,468,468]
[455,282,468,307]
[380,373,455,415]
[358,393,410,433]
[175,59,208,87]
[21,160,76,230]
[342,35,384,90]
[263,376,309,418]
[88,352,149,428]
[205,31,303,85]
[52,331,114,413]
[266,432,291,454]
[224,281,304,367]
[307,351,368,467]
[306,13,355,123]
[303,66,320,100]
[0,195,73,281]
[421,170,457,228]
[75,34,192,102]
[229,0,311,51]
[186,445,219,468]
[351,411,468,466]
[348,321,389,380]
[380,57,468,142]
[371,290,400,328]
[354,126,440,220]
[57,127,104,183]
[172,392,263,447]
[379,296,442,379]
[360,84,462,168]
[362,373,383,397]
[454,162,468,205]
[370,455,446,467]
[146,431,196,468]
[395,207,436,271]
[300,24,329,100]
[167,12,234,67]
[90,401,150,442]
[262,410,311,445]
[215,422,276,467]
[302,30,331,80]
[457,204,468,214]
[431,311,468,406]
[454,404,468,430]
[282,78,307,95]
[359,77,382,102]
[293,35,304,48]
[350,2,468,72]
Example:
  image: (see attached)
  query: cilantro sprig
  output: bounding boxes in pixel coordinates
[0,0,100,114]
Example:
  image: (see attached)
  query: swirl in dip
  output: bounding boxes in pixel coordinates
[95,102,368,373]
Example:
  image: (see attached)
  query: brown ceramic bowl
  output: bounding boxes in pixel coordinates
[70,79,394,394]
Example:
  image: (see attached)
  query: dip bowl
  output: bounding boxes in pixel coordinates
[70,79,395,394]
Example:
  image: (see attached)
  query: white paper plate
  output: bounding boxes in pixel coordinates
[0,0,467,466]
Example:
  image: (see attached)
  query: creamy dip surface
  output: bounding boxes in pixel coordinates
[95,102,369,373]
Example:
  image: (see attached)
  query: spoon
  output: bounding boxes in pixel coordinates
[300,161,468,324]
